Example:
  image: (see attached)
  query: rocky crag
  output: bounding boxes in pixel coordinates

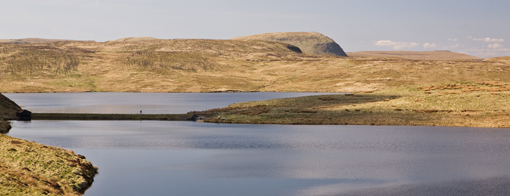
[233,32,348,56]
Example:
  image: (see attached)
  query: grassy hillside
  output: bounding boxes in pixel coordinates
[188,52,510,128]
[347,51,483,61]
[1,38,508,94]
[0,39,310,93]
[233,32,348,56]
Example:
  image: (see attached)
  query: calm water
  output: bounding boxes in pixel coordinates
[5,93,510,196]
[4,92,336,114]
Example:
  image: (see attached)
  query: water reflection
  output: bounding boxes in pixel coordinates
[8,121,510,196]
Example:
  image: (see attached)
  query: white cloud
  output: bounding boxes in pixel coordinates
[469,47,509,52]
[447,38,458,41]
[464,45,510,58]
[467,36,505,42]
[488,43,504,49]
[423,43,437,49]
[374,40,419,50]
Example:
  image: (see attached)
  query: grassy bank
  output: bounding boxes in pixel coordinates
[0,134,97,196]
[32,113,193,121]
[196,82,510,127]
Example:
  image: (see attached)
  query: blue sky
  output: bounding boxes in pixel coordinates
[1,0,509,57]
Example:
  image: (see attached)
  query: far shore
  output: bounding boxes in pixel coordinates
[191,84,510,128]
[25,82,510,128]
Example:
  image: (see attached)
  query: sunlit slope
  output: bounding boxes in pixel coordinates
[485,56,510,62]
[0,38,509,93]
[233,32,348,56]
[0,39,307,92]
[347,51,483,61]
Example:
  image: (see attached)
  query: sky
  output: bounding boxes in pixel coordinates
[1,0,509,58]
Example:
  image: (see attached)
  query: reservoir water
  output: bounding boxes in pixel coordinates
[4,92,336,114]
[5,93,510,196]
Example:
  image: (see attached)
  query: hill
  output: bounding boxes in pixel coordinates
[232,32,348,56]
[484,56,510,62]
[347,51,482,61]
[107,37,160,43]
[0,36,508,94]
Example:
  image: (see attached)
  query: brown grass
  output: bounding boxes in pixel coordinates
[196,83,510,127]
[0,39,508,94]
[347,51,482,61]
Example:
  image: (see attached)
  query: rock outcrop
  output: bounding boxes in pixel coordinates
[0,93,21,133]
[233,32,348,57]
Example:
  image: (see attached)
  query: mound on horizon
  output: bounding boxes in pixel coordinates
[484,56,510,62]
[0,38,92,44]
[232,32,348,57]
[107,37,161,43]
[347,51,483,61]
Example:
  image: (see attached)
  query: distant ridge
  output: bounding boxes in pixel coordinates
[484,56,510,62]
[107,37,161,42]
[347,51,483,61]
[0,38,93,44]
[233,32,348,57]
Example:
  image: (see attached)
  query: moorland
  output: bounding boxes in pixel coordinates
[0,32,509,128]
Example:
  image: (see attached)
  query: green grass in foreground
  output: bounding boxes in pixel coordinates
[0,134,98,196]
[198,82,510,127]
